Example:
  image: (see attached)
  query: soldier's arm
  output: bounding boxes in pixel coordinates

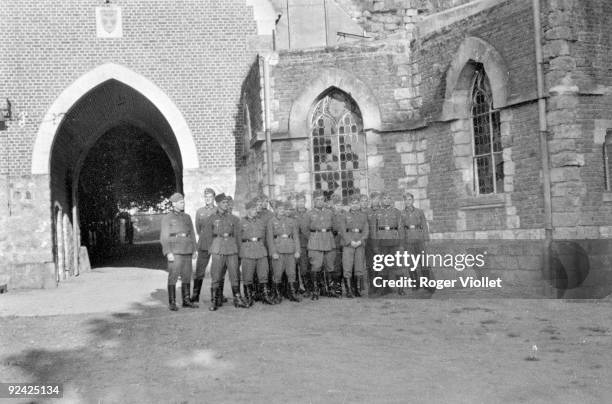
[421,209,430,241]
[300,211,310,235]
[195,208,203,235]
[292,220,300,252]
[187,216,197,251]
[266,220,277,256]
[233,216,241,255]
[361,214,369,242]
[340,215,351,246]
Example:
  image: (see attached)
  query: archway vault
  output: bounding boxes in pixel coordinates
[32,63,198,175]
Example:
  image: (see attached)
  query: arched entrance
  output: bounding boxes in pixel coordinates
[33,64,198,278]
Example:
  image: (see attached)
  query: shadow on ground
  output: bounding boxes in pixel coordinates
[91,242,166,270]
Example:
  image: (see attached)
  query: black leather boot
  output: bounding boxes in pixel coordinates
[288,282,301,302]
[232,285,249,308]
[182,283,198,308]
[311,272,320,301]
[409,269,420,290]
[243,284,254,307]
[168,285,178,311]
[354,276,363,297]
[344,278,354,298]
[209,287,219,311]
[261,283,275,304]
[191,278,203,303]
[274,283,283,304]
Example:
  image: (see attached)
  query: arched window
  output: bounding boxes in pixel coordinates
[605,130,612,191]
[471,65,504,194]
[310,89,368,202]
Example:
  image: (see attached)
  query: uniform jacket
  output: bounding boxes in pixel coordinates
[300,207,336,251]
[332,207,346,247]
[341,209,369,246]
[267,214,300,255]
[195,204,216,251]
[366,207,379,240]
[294,207,310,249]
[201,210,241,255]
[159,211,196,256]
[375,206,403,246]
[402,207,429,242]
[258,209,274,225]
[239,216,268,259]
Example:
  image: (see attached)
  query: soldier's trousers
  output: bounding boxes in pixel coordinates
[342,245,365,279]
[242,257,269,285]
[405,240,431,281]
[308,249,335,273]
[167,254,193,285]
[210,253,240,289]
[377,243,401,281]
[271,254,296,282]
[194,249,211,280]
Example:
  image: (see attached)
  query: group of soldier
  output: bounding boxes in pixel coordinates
[159,187,430,312]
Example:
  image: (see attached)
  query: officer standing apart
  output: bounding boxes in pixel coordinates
[201,193,248,311]
[341,195,369,298]
[159,192,198,311]
[193,187,217,304]
[267,200,301,303]
[402,192,433,292]
[374,192,403,295]
[301,190,336,300]
[240,199,273,305]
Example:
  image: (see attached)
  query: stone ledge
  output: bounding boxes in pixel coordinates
[458,193,506,210]
[603,192,612,203]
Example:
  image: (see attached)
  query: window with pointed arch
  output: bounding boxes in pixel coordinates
[605,130,612,191]
[309,89,368,202]
[471,64,504,194]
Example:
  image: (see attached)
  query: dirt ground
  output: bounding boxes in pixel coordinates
[1,248,611,404]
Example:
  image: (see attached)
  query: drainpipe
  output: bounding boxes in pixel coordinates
[533,0,553,296]
[261,54,275,199]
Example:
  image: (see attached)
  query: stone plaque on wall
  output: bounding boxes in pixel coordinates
[96,6,123,38]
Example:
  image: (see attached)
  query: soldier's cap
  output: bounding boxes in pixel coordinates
[369,191,381,199]
[403,191,415,199]
[203,187,216,196]
[350,195,361,203]
[359,194,369,201]
[226,195,233,201]
[215,193,229,203]
[245,199,257,210]
[278,200,292,210]
[331,194,342,203]
[169,192,184,203]
[379,191,390,198]
[312,189,325,199]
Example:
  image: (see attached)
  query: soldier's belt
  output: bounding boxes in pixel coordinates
[169,232,190,237]
[215,233,233,238]
[347,228,362,233]
[378,226,398,230]
[274,234,292,239]
[242,237,262,242]
[311,228,332,232]
[405,225,423,230]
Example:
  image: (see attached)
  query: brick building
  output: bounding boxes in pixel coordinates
[1,0,611,297]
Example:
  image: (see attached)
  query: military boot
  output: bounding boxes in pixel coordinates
[168,285,178,311]
[354,276,363,297]
[191,278,203,303]
[182,283,198,308]
[288,282,302,302]
[232,286,249,308]
[209,287,220,311]
[343,278,354,298]
[261,283,275,305]
[273,283,283,304]
[243,284,254,307]
[311,272,320,301]
[409,269,419,290]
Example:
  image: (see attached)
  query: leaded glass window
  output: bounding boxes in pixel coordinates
[310,90,368,203]
[471,66,504,194]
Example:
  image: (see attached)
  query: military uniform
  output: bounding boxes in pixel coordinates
[341,207,369,297]
[330,202,345,296]
[192,203,216,301]
[295,206,310,294]
[159,193,197,311]
[402,205,431,290]
[300,197,336,299]
[267,206,301,302]
[239,214,271,304]
[374,203,403,295]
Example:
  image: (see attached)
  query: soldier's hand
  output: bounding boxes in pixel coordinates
[167,253,175,262]
[272,253,280,260]
[294,252,300,259]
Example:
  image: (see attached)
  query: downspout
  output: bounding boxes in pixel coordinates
[261,54,275,199]
[533,0,553,296]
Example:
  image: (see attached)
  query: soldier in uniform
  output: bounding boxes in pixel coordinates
[341,195,369,297]
[200,193,248,310]
[240,199,273,305]
[294,192,311,296]
[329,194,345,297]
[300,189,336,300]
[374,192,403,295]
[267,200,301,302]
[193,187,216,304]
[159,193,198,311]
[402,192,433,292]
